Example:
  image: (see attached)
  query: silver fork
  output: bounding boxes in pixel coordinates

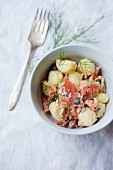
[8,9,49,111]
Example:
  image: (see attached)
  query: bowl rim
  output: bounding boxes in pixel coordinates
[30,44,113,135]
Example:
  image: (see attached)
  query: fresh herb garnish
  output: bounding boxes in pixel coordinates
[59,51,68,66]
[55,94,60,104]
[59,60,67,66]
[60,51,65,60]
[43,84,49,91]
[79,60,95,74]
[27,5,106,74]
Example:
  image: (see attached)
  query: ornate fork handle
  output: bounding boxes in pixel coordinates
[8,49,35,110]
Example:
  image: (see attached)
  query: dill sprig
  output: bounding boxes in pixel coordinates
[60,51,65,60]
[64,15,104,45]
[59,60,68,66]
[43,84,49,91]
[27,6,106,73]
[27,56,40,74]
[59,51,67,66]
[50,8,105,48]
[79,60,93,74]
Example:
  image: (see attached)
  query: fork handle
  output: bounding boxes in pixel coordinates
[8,48,35,111]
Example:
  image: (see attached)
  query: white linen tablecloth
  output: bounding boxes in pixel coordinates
[0,0,113,169]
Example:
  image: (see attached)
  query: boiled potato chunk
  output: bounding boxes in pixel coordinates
[42,80,56,97]
[68,72,82,88]
[96,93,109,104]
[56,59,77,74]
[42,81,49,96]
[48,70,63,86]
[96,103,105,118]
[78,58,95,75]
[49,100,64,121]
[78,107,97,126]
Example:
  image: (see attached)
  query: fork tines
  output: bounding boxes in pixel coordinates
[31,8,49,34]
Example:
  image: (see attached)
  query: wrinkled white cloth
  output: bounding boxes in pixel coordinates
[0,0,113,170]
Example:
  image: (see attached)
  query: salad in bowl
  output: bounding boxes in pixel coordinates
[41,57,109,128]
[30,45,113,135]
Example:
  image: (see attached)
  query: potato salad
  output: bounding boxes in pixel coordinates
[41,58,109,128]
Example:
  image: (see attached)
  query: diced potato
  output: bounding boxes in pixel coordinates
[78,58,95,75]
[49,100,64,121]
[78,107,97,126]
[42,81,49,96]
[96,103,105,118]
[48,70,63,86]
[56,59,77,74]
[96,93,109,104]
[42,80,56,97]
[68,72,82,88]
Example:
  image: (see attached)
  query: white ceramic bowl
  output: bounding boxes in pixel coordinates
[30,44,113,135]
